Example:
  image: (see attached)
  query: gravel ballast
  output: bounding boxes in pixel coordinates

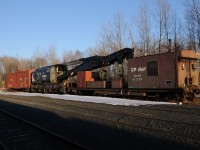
[0,94,199,150]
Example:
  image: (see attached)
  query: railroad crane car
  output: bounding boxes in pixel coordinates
[30,48,133,94]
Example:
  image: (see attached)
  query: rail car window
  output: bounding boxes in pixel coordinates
[147,61,158,76]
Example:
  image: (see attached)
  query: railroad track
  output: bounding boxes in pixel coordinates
[0,109,86,150]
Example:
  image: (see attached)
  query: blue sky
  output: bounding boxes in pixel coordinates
[0,0,184,59]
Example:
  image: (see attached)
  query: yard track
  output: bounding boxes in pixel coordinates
[0,108,87,150]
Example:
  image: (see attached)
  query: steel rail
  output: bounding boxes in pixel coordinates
[0,108,88,150]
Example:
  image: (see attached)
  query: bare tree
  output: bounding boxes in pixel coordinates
[96,13,131,78]
[97,12,130,54]
[184,0,200,51]
[136,0,152,55]
[0,56,19,74]
[46,45,60,65]
[86,47,98,56]
[171,12,184,51]
[62,49,83,63]
[129,27,135,49]
[154,0,171,53]
[112,13,124,50]
[74,49,84,59]
[97,24,113,55]
[32,48,47,68]
[19,58,33,70]
[110,12,129,51]
[62,49,74,63]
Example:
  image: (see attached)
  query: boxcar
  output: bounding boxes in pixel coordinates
[6,69,34,91]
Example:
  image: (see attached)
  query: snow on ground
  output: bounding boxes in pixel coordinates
[0,92,177,106]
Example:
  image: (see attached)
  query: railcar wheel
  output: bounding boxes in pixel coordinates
[30,88,34,93]
[155,94,160,101]
[59,87,66,94]
[176,93,185,103]
[187,92,194,101]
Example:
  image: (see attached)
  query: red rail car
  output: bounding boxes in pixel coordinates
[6,70,34,91]
[6,73,17,89]
[127,50,200,100]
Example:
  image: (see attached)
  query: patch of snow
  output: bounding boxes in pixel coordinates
[195,94,200,98]
[0,92,176,106]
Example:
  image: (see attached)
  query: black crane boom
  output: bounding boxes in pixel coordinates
[58,48,134,81]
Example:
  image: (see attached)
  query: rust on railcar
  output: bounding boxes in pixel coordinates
[127,49,200,94]
[127,52,176,89]
[6,73,17,89]
[6,69,34,90]
[77,71,94,88]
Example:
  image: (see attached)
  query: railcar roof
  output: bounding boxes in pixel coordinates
[133,49,200,59]
[35,64,67,71]
[178,49,200,59]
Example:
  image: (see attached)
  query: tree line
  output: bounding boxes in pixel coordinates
[0,0,200,88]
